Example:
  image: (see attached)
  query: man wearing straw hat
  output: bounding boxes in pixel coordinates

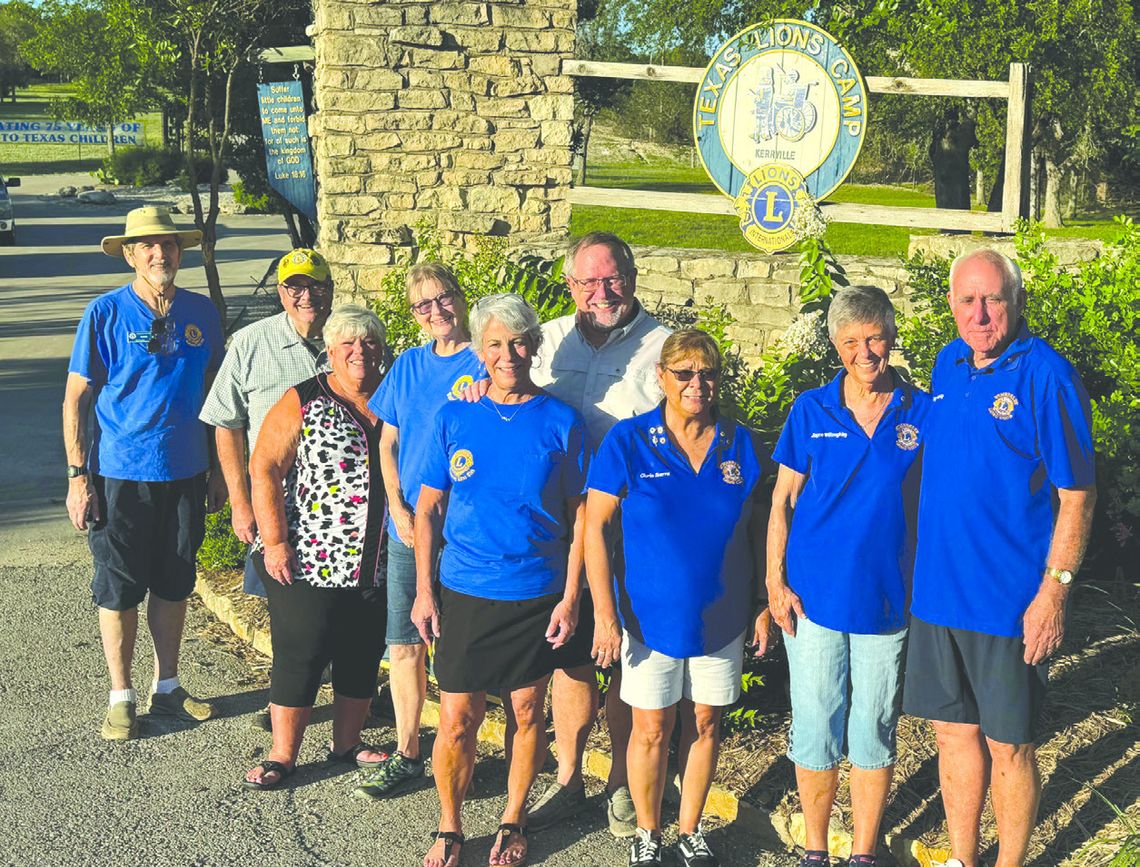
[63,205,226,740]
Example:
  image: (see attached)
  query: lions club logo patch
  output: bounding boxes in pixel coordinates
[184,323,204,347]
[448,374,475,401]
[720,460,744,485]
[449,448,475,482]
[895,423,919,451]
[988,392,1018,420]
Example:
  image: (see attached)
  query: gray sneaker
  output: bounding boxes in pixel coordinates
[352,753,425,799]
[607,785,637,838]
[101,701,138,740]
[527,781,588,830]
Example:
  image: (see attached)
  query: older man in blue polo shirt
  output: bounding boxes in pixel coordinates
[63,206,226,741]
[904,248,1096,867]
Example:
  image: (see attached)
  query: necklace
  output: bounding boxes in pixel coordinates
[849,395,891,430]
[483,395,534,423]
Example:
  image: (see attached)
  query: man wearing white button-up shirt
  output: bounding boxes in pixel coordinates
[525,232,671,837]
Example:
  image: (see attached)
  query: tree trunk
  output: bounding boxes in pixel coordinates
[107,122,115,157]
[1042,155,1064,227]
[578,113,593,185]
[987,153,1005,212]
[928,107,977,211]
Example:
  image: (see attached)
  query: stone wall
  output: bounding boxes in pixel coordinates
[310,0,577,294]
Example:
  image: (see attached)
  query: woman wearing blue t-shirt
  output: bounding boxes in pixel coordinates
[357,263,485,801]
[766,285,931,867]
[585,329,772,867]
[412,294,589,867]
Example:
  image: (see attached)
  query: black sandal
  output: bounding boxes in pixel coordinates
[431,830,465,867]
[326,741,388,769]
[491,823,528,866]
[241,759,295,791]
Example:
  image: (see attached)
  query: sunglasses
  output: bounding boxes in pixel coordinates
[411,290,460,316]
[281,282,332,299]
[666,366,720,384]
[147,317,175,355]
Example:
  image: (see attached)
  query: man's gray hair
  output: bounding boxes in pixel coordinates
[948,248,1024,304]
[469,293,543,354]
[565,232,636,277]
[323,304,387,346]
[827,284,897,341]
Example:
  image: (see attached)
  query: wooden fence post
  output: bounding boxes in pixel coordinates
[1001,63,1032,232]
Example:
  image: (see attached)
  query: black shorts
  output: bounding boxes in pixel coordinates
[902,616,1048,745]
[89,474,207,611]
[434,586,565,694]
[552,589,595,672]
[256,553,387,707]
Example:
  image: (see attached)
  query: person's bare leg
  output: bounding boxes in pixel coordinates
[850,765,893,856]
[331,693,386,764]
[987,738,1039,867]
[490,676,550,865]
[676,700,723,835]
[795,765,840,853]
[390,642,428,759]
[551,664,597,787]
[933,721,990,867]
[425,691,484,867]
[146,595,187,681]
[606,667,633,791]
[99,607,138,691]
[245,704,310,785]
[627,706,676,832]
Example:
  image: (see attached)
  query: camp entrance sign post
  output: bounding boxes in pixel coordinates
[256,81,317,221]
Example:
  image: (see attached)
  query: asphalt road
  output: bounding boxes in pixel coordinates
[0,175,799,866]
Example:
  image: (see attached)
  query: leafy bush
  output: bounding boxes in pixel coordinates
[232,180,280,214]
[898,218,1140,571]
[97,145,183,186]
[197,504,246,571]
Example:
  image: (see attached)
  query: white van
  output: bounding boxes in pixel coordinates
[0,175,21,245]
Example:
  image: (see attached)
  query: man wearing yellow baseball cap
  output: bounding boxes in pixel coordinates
[64,205,224,740]
[199,247,336,731]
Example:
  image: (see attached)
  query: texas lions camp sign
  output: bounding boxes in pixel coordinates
[694,20,867,252]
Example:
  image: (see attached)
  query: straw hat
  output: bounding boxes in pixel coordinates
[100,206,203,257]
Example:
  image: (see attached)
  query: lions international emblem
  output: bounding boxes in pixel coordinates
[449,448,475,482]
[448,374,475,401]
[895,423,919,451]
[988,392,1018,420]
[721,460,744,485]
[184,323,204,347]
[734,164,813,253]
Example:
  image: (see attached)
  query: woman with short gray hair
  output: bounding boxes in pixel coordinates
[412,293,589,867]
[765,285,931,867]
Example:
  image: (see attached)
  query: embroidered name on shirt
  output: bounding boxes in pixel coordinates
[810,431,848,439]
[639,471,671,479]
[932,394,944,402]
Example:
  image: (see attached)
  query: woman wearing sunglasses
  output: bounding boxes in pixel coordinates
[584,329,774,867]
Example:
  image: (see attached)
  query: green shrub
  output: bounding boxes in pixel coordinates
[197,504,246,571]
[232,180,280,214]
[898,217,1140,572]
[98,145,183,186]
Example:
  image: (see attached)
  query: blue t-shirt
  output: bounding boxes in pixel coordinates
[587,406,768,658]
[68,284,223,481]
[912,323,1095,637]
[772,371,931,635]
[421,394,588,601]
[367,343,485,544]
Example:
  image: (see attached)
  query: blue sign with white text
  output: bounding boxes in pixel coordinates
[257,81,316,221]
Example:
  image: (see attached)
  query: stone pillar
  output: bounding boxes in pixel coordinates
[309,0,577,295]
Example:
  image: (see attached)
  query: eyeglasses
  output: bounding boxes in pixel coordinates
[147,317,174,355]
[666,367,720,384]
[411,290,460,316]
[567,274,628,292]
[281,282,332,299]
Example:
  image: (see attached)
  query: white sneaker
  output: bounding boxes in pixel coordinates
[932,859,966,867]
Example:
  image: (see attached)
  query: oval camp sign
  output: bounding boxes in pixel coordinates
[693,20,867,201]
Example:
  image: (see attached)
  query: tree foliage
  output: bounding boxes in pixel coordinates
[0,2,40,102]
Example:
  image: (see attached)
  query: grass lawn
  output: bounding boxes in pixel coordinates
[573,157,1128,257]
[0,83,163,177]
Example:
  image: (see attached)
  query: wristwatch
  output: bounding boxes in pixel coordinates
[66,465,87,478]
[1045,567,1074,586]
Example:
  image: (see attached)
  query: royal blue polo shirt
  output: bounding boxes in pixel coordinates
[69,284,223,481]
[911,322,1095,637]
[773,371,931,635]
[421,394,588,601]
[368,343,485,545]
[587,406,767,658]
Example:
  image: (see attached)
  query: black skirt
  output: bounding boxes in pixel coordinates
[434,586,591,693]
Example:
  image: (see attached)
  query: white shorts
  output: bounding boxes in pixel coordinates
[619,630,745,710]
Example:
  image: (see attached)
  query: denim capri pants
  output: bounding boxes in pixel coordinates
[783,615,907,771]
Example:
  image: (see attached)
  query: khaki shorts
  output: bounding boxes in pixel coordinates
[619,630,744,710]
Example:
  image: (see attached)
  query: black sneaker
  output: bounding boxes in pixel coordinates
[678,829,719,867]
[629,828,662,866]
[351,752,425,799]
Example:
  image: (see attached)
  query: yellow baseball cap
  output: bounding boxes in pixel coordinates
[278,248,331,284]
